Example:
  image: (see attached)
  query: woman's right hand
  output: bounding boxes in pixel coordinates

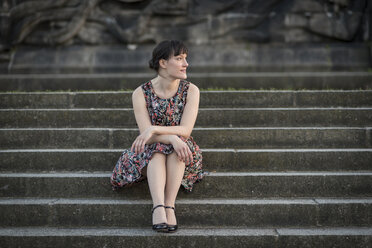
[170,135,193,165]
[131,126,154,154]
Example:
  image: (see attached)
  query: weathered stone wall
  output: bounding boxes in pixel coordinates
[0,0,370,50]
[0,0,370,72]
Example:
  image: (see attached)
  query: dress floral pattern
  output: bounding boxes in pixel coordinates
[110,80,207,192]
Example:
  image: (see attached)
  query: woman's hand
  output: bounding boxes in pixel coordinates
[131,126,154,154]
[170,135,193,165]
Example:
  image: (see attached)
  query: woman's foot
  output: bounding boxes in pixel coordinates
[165,205,178,232]
[165,206,177,225]
[152,205,168,232]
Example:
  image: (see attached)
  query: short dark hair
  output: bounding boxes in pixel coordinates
[149,40,188,71]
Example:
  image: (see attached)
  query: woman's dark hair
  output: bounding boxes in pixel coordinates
[149,40,188,71]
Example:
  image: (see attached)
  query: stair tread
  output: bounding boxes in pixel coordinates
[1,71,372,77]
[2,148,372,152]
[0,226,371,237]
[2,91,372,109]
[1,197,371,205]
[1,171,372,177]
[3,108,370,128]
[2,107,372,110]
[1,127,371,130]
[1,89,372,93]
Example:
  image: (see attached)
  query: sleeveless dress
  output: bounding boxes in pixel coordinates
[110,80,207,192]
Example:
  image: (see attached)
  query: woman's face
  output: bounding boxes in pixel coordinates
[161,53,189,80]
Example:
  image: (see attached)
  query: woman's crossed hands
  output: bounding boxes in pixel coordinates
[131,126,193,165]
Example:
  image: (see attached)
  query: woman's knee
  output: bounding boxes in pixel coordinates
[167,152,185,167]
[148,153,166,166]
[152,152,166,160]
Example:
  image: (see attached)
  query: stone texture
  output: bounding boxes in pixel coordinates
[2,72,372,91]
[0,128,370,149]
[1,0,369,48]
[1,108,372,128]
[0,227,371,248]
[2,90,372,108]
[0,198,371,228]
[1,172,371,198]
[0,0,370,73]
[1,149,371,173]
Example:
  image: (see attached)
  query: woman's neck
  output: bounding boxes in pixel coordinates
[152,75,180,92]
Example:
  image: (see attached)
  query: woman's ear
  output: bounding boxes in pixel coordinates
[159,59,167,69]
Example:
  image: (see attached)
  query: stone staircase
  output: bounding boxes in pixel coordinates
[0,73,372,247]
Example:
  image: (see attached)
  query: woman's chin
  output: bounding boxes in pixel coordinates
[171,73,187,80]
[179,73,187,79]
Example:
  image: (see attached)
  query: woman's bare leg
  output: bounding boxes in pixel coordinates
[164,152,186,225]
[147,152,167,224]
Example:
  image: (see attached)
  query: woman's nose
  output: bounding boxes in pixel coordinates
[183,59,188,67]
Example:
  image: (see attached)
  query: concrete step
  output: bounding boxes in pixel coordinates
[1,72,372,91]
[3,43,369,74]
[1,127,370,150]
[1,108,372,128]
[1,90,372,108]
[0,198,371,227]
[1,148,371,172]
[0,227,371,248]
[1,172,371,198]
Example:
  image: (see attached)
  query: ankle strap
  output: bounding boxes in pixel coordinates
[152,204,164,213]
[164,206,175,210]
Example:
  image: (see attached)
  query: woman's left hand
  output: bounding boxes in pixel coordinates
[131,126,154,154]
[170,136,193,165]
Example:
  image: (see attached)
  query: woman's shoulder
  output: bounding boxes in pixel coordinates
[184,81,199,95]
[133,81,151,96]
[132,86,142,97]
[132,83,146,100]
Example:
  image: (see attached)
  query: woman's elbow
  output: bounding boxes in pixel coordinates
[181,129,192,140]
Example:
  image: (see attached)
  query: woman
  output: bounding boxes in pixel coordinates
[110,40,207,233]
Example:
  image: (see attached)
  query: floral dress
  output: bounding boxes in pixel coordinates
[110,80,207,192]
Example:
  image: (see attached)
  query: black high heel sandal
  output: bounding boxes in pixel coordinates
[165,206,178,233]
[152,205,168,232]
